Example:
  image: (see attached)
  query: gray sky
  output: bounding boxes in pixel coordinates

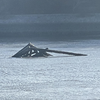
[0,0,100,41]
[0,0,100,15]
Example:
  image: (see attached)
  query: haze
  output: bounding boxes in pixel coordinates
[0,0,100,41]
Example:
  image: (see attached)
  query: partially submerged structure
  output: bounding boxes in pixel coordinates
[12,43,87,58]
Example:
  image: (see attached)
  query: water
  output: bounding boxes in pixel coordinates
[0,40,100,100]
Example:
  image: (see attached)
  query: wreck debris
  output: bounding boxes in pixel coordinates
[12,43,87,58]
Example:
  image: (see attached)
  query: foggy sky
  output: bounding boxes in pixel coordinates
[0,0,100,41]
[0,0,100,15]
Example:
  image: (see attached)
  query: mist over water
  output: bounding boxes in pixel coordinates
[0,1,100,100]
[0,14,100,42]
[0,0,100,42]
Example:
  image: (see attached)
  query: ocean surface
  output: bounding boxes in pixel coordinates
[0,40,100,100]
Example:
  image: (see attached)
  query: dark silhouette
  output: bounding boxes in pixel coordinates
[12,43,87,58]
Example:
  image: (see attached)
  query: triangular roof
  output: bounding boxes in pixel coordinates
[12,43,51,57]
[12,43,37,57]
[12,43,87,58]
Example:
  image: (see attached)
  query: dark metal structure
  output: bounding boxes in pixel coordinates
[12,43,87,58]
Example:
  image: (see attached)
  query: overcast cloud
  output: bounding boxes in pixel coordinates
[0,0,100,15]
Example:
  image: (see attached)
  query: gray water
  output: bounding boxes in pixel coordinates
[0,40,100,100]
